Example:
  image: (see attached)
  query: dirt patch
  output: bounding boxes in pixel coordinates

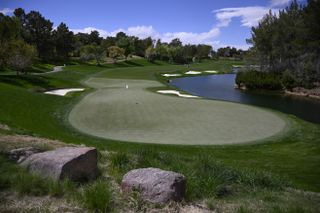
[0,134,69,153]
[0,191,84,213]
[0,123,10,131]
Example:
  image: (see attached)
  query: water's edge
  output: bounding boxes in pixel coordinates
[170,74,320,124]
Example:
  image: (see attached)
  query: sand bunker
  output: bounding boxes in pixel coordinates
[44,88,85,96]
[204,70,218,73]
[162,74,182,77]
[157,90,199,98]
[185,71,202,75]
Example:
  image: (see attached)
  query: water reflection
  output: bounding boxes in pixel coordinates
[170,74,320,124]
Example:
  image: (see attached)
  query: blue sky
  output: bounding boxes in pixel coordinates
[1,0,301,50]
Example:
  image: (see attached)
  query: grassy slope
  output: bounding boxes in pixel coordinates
[0,59,319,195]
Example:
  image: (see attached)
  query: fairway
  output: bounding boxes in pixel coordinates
[69,77,287,145]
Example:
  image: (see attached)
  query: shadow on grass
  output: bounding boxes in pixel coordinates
[0,75,51,88]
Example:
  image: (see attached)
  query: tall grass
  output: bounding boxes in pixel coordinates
[0,154,77,197]
[79,179,113,212]
[108,148,290,201]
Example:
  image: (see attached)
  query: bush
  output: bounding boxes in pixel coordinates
[14,171,49,196]
[80,180,112,212]
[110,152,130,170]
[282,70,297,89]
[236,70,283,90]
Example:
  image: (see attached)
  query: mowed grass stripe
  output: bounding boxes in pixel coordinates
[69,78,287,145]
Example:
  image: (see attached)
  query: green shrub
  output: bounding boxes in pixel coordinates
[109,152,130,170]
[282,70,297,89]
[48,178,76,197]
[181,154,290,200]
[14,171,49,196]
[236,70,282,90]
[0,155,20,190]
[80,180,112,212]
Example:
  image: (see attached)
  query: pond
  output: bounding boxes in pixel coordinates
[170,74,320,124]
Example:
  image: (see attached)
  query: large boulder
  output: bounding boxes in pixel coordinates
[8,147,42,163]
[121,167,186,203]
[21,147,98,181]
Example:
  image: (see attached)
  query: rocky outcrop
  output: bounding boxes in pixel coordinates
[21,147,98,182]
[121,168,186,203]
[8,147,42,163]
[285,87,320,99]
[234,83,247,90]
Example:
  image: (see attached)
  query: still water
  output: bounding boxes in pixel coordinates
[170,74,320,124]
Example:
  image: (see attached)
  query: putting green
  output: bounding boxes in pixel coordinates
[69,78,287,145]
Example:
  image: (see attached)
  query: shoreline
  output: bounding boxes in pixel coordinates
[284,88,320,100]
[235,83,320,100]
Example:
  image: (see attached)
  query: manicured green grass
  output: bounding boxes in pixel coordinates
[0,58,319,210]
[69,77,287,145]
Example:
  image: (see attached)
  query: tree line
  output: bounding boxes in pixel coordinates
[245,0,320,88]
[0,8,244,73]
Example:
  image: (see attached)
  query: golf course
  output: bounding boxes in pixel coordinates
[69,77,287,145]
[1,1,320,211]
[1,59,320,212]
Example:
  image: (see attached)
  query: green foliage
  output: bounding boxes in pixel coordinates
[0,14,23,68]
[14,171,50,196]
[110,152,130,170]
[145,46,156,62]
[0,155,21,190]
[116,35,135,59]
[80,180,112,212]
[248,0,320,87]
[8,39,37,73]
[236,70,283,90]
[217,46,244,59]
[282,70,297,89]
[107,46,125,63]
[53,22,75,59]
[81,44,105,65]
[108,147,290,201]
[24,10,54,59]
[0,154,76,197]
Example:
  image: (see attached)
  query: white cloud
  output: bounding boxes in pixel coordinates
[71,25,220,46]
[213,6,276,28]
[270,0,291,6]
[0,8,14,15]
[126,26,159,39]
[160,28,220,45]
[213,0,304,28]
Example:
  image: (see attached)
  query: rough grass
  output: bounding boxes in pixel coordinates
[0,154,112,212]
[79,179,113,212]
[107,149,290,201]
[0,155,76,197]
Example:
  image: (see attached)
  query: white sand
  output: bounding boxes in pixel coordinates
[162,74,182,77]
[204,70,218,73]
[185,71,202,75]
[44,88,85,96]
[157,90,198,98]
